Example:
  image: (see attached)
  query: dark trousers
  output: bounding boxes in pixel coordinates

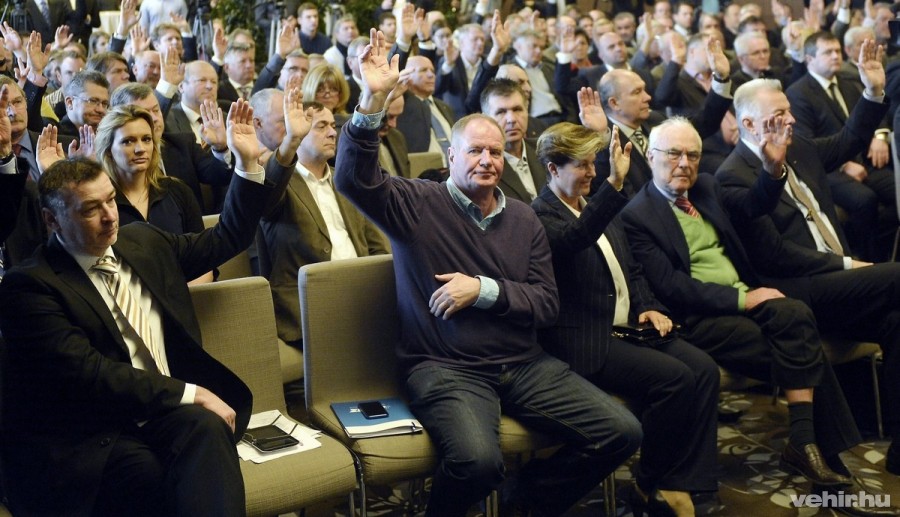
[828,167,896,262]
[772,262,900,434]
[93,405,246,517]
[588,337,720,493]
[684,297,862,456]
[406,353,642,517]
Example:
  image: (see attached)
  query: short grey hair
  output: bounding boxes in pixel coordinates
[734,31,768,57]
[733,78,783,138]
[647,116,701,153]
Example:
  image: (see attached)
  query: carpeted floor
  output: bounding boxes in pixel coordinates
[286,383,900,516]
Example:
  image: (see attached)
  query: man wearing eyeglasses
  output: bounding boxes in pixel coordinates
[52,70,109,137]
[620,116,875,507]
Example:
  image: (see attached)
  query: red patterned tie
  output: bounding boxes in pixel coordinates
[674,196,700,218]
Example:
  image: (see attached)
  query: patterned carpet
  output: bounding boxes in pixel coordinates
[288,382,900,516]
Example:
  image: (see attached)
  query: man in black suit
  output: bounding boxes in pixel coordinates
[166,61,220,144]
[396,55,456,167]
[653,33,738,173]
[593,66,732,197]
[620,117,866,497]
[718,75,900,473]
[0,98,308,515]
[26,0,77,49]
[481,79,545,204]
[378,93,411,178]
[50,70,109,137]
[435,23,486,120]
[786,31,896,261]
[0,75,75,270]
[218,43,256,103]
[511,29,570,126]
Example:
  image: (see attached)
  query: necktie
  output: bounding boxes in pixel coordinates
[239,84,252,100]
[426,99,451,158]
[785,166,844,255]
[12,144,21,156]
[631,129,647,155]
[92,256,168,375]
[37,0,51,26]
[674,196,700,218]
[828,82,849,119]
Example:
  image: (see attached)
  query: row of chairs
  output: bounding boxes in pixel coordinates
[191,255,584,516]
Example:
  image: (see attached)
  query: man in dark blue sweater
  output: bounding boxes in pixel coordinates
[335,29,642,517]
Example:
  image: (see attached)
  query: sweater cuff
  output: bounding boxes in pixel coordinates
[473,276,499,309]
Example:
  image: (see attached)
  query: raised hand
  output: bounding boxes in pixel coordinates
[36,125,66,174]
[857,38,885,96]
[276,19,299,58]
[358,29,400,113]
[386,68,412,109]
[0,23,24,59]
[706,36,730,79]
[277,86,313,165]
[758,114,792,177]
[116,0,140,37]
[577,87,607,133]
[397,3,416,46]
[169,11,190,33]
[160,48,184,85]
[486,10,510,66]
[130,24,149,56]
[13,63,29,89]
[608,126,632,190]
[416,7,432,43]
[444,37,459,66]
[212,26,227,63]
[559,24,576,54]
[52,25,73,50]
[25,31,50,86]
[200,99,227,152]
[226,100,259,172]
[67,124,95,159]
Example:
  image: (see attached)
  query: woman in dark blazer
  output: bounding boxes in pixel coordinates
[532,122,719,517]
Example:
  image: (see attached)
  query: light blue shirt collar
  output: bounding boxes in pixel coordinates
[445,176,507,230]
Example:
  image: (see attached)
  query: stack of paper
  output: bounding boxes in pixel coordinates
[237,410,323,464]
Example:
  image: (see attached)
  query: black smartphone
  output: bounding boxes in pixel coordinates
[242,425,299,452]
[358,400,389,419]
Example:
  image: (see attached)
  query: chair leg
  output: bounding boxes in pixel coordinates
[602,474,617,517]
[484,489,499,517]
[873,351,885,439]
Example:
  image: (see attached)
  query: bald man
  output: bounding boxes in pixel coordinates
[165,61,221,142]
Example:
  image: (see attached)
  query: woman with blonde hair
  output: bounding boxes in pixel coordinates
[302,63,351,125]
[94,106,211,283]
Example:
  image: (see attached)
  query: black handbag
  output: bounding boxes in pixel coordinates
[611,323,681,347]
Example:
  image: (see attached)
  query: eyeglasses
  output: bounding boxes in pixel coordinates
[651,148,701,163]
[316,85,339,96]
[74,96,109,109]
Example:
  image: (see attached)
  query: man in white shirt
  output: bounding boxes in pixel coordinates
[481,78,545,203]
[253,90,388,347]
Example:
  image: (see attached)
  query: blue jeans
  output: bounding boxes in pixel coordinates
[406,353,642,517]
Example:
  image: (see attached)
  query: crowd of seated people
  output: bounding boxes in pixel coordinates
[3,0,900,515]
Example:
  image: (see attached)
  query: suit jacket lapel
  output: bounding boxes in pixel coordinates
[46,236,129,355]
[501,160,530,201]
[525,144,547,194]
[288,174,331,243]
[735,141,802,213]
[646,184,692,270]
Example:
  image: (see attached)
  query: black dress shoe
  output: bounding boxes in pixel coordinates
[624,483,676,517]
[780,443,852,486]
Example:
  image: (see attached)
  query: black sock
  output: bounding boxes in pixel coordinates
[788,402,816,448]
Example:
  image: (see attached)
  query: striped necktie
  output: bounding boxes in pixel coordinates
[92,255,168,375]
[674,196,700,218]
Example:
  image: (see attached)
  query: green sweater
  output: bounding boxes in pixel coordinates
[674,209,749,310]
